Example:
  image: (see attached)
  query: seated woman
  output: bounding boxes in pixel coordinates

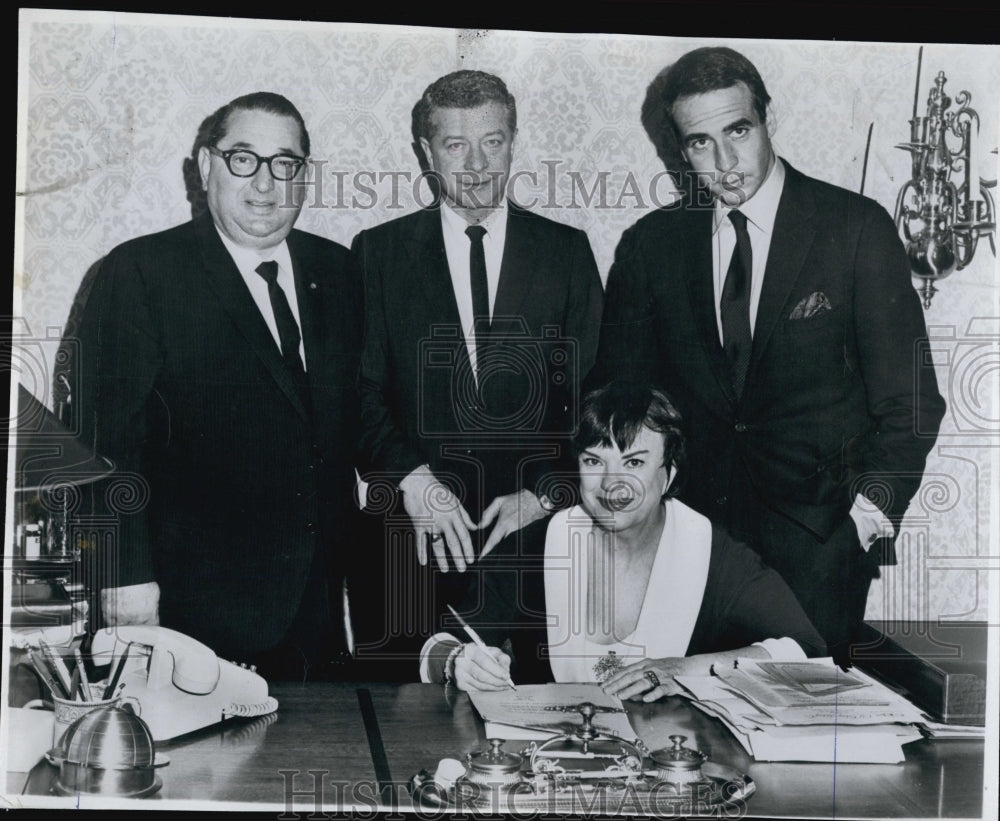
[420,380,826,701]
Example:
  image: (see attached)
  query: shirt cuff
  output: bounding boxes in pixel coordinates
[753,637,807,662]
[850,493,896,551]
[100,581,160,626]
[419,632,462,683]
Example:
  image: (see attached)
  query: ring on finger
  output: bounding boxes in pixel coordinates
[429,532,443,542]
[644,670,661,689]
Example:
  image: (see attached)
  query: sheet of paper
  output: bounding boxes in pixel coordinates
[689,699,921,763]
[741,723,919,764]
[482,721,570,741]
[713,658,927,725]
[468,683,637,740]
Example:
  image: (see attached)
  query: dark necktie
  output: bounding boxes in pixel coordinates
[721,210,753,398]
[255,260,306,378]
[465,224,490,356]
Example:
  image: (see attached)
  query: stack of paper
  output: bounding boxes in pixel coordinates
[675,658,926,763]
[468,683,638,741]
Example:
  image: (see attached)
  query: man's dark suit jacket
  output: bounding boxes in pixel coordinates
[592,161,946,566]
[353,202,604,520]
[73,213,362,660]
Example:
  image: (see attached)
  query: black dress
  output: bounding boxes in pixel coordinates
[446,505,827,684]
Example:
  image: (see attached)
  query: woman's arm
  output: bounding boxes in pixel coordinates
[419,634,513,691]
[602,643,776,702]
[696,528,828,659]
[416,518,551,688]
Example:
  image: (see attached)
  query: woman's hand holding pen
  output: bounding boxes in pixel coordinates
[454,644,514,692]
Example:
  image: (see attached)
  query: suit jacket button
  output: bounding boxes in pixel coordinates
[735,423,748,432]
[716,496,728,506]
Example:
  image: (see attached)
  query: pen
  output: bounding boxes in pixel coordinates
[74,648,91,697]
[74,648,91,700]
[70,666,81,702]
[103,643,131,700]
[446,604,516,690]
[38,639,73,699]
[26,648,63,699]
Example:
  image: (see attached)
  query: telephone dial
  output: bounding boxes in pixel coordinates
[89,625,278,742]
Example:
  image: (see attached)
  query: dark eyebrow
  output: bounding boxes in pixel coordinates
[225,141,303,155]
[723,117,754,134]
[580,447,651,459]
[442,131,506,142]
[683,118,755,146]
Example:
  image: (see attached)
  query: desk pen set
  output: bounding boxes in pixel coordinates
[410,701,755,813]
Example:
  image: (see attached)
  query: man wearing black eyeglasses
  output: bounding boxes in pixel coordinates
[70,92,362,680]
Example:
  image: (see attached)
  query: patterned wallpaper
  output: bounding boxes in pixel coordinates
[13,10,1000,624]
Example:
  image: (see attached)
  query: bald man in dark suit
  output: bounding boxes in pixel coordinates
[73,92,361,679]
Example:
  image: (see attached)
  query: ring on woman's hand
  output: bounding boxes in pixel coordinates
[644,670,661,689]
[429,532,443,542]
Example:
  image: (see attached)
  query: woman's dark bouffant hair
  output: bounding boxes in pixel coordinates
[573,380,686,500]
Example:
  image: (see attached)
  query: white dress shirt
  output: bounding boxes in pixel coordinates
[711,155,785,342]
[711,157,892,549]
[439,198,508,376]
[216,229,306,369]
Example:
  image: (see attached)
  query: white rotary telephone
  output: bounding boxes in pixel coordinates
[89,625,278,742]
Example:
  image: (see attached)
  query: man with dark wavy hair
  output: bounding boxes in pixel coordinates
[71,92,361,679]
[351,70,603,674]
[592,47,945,664]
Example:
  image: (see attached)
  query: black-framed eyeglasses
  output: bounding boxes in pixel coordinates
[208,146,307,181]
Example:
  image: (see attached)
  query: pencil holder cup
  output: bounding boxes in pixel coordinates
[51,684,120,749]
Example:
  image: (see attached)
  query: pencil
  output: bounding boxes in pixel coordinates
[38,639,73,699]
[446,604,516,690]
[70,666,81,702]
[103,643,131,700]
[74,648,91,700]
[26,648,64,699]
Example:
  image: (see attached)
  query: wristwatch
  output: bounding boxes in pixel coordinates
[538,494,557,514]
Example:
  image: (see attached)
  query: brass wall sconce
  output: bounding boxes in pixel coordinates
[894,48,996,308]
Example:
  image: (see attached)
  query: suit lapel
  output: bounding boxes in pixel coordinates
[195,215,309,421]
[749,164,817,379]
[409,208,475,373]
[682,205,739,406]
[410,208,464,326]
[491,202,535,336]
[287,230,324,412]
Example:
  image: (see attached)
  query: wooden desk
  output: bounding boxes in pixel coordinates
[8,682,986,817]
